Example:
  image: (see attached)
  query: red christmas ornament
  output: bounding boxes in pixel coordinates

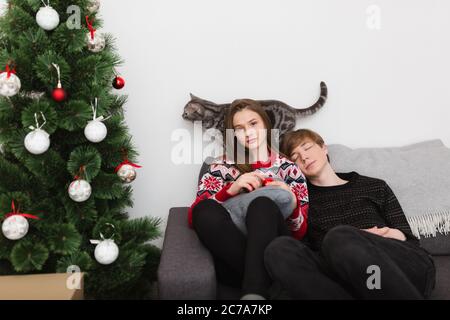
[51,63,66,102]
[52,87,66,102]
[112,76,125,89]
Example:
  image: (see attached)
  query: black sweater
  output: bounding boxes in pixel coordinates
[305,172,419,250]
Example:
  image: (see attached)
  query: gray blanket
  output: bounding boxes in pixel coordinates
[222,186,296,235]
[328,140,450,238]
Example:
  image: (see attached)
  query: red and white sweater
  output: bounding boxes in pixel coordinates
[188,152,309,240]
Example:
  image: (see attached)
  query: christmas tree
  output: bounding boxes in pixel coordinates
[0,0,161,299]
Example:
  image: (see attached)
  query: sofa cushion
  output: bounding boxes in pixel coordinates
[158,207,216,299]
[327,139,450,254]
[429,256,450,299]
[420,233,450,256]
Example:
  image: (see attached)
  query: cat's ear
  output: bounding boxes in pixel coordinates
[190,93,199,100]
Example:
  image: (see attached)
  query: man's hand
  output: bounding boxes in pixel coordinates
[363,226,406,241]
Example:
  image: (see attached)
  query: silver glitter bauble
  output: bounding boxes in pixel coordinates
[86,32,106,53]
[2,215,29,240]
[87,0,101,13]
[0,72,21,97]
[117,164,137,183]
[68,179,92,202]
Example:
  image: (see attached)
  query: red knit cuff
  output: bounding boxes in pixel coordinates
[214,184,234,202]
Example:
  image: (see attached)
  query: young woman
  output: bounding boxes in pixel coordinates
[188,99,309,299]
[264,129,436,299]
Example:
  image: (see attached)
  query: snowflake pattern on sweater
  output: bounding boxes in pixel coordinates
[189,153,309,240]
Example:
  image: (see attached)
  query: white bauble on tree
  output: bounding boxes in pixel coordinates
[117,164,137,183]
[0,72,21,97]
[86,32,106,53]
[84,120,107,143]
[68,179,92,202]
[85,98,109,143]
[36,4,60,31]
[24,112,50,155]
[2,215,29,240]
[93,239,119,265]
[24,129,50,155]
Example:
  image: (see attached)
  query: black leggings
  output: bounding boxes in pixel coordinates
[192,197,290,297]
[264,225,436,299]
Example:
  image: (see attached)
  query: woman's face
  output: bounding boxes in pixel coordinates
[290,139,328,178]
[233,109,268,151]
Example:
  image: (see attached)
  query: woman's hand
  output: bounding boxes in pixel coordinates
[363,226,406,241]
[265,180,297,207]
[228,172,265,196]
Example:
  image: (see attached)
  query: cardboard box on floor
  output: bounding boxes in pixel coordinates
[0,273,84,300]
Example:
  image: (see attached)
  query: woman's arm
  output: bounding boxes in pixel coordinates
[281,162,309,240]
[188,164,236,227]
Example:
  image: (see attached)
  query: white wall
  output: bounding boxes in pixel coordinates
[2,1,450,246]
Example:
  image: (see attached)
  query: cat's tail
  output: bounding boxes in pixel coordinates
[296,81,327,116]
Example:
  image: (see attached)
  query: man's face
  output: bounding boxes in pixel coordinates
[290,139,329,178]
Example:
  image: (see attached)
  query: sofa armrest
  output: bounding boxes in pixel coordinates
[158,207,217,299]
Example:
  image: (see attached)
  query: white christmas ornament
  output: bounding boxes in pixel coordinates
[0,71,21,97]
[24,112,50,155]
[36,1,60,31]
[87,0,101,13]
[90,224,119,265]
[93,239,119,265]
[84,98,110,143]
[84,120,107,143]
[68,179,92,202]
[2,215,29,240]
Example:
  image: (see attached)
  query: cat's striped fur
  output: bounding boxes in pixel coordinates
[182,81,327,137]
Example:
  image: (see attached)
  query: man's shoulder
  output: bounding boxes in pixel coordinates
[336,171,388,188]
[350,172,389,188]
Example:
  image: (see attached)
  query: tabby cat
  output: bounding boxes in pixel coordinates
[182,81,327,137]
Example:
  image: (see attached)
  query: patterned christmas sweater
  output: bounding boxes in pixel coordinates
[188,152,309,240]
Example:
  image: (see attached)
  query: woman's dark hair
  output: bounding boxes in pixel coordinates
[224,99,273,173]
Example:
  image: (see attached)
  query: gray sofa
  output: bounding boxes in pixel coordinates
[158,140,450,299]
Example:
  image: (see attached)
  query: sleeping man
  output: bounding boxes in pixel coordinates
[264,129,436,299]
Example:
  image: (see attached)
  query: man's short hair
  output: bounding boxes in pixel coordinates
[281,129,330,163]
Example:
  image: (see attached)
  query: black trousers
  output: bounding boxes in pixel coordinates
[192,197,290,298]
[264,225,436,299]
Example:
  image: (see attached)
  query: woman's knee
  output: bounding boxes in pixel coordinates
[246,196,280,221]
[192,199,223,230]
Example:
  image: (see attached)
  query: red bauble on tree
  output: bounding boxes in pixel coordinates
[52,87,66,102]
[51,63,66,102]
[112,76,125,90]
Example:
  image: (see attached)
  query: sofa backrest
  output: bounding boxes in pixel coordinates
[197,140,450,254]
